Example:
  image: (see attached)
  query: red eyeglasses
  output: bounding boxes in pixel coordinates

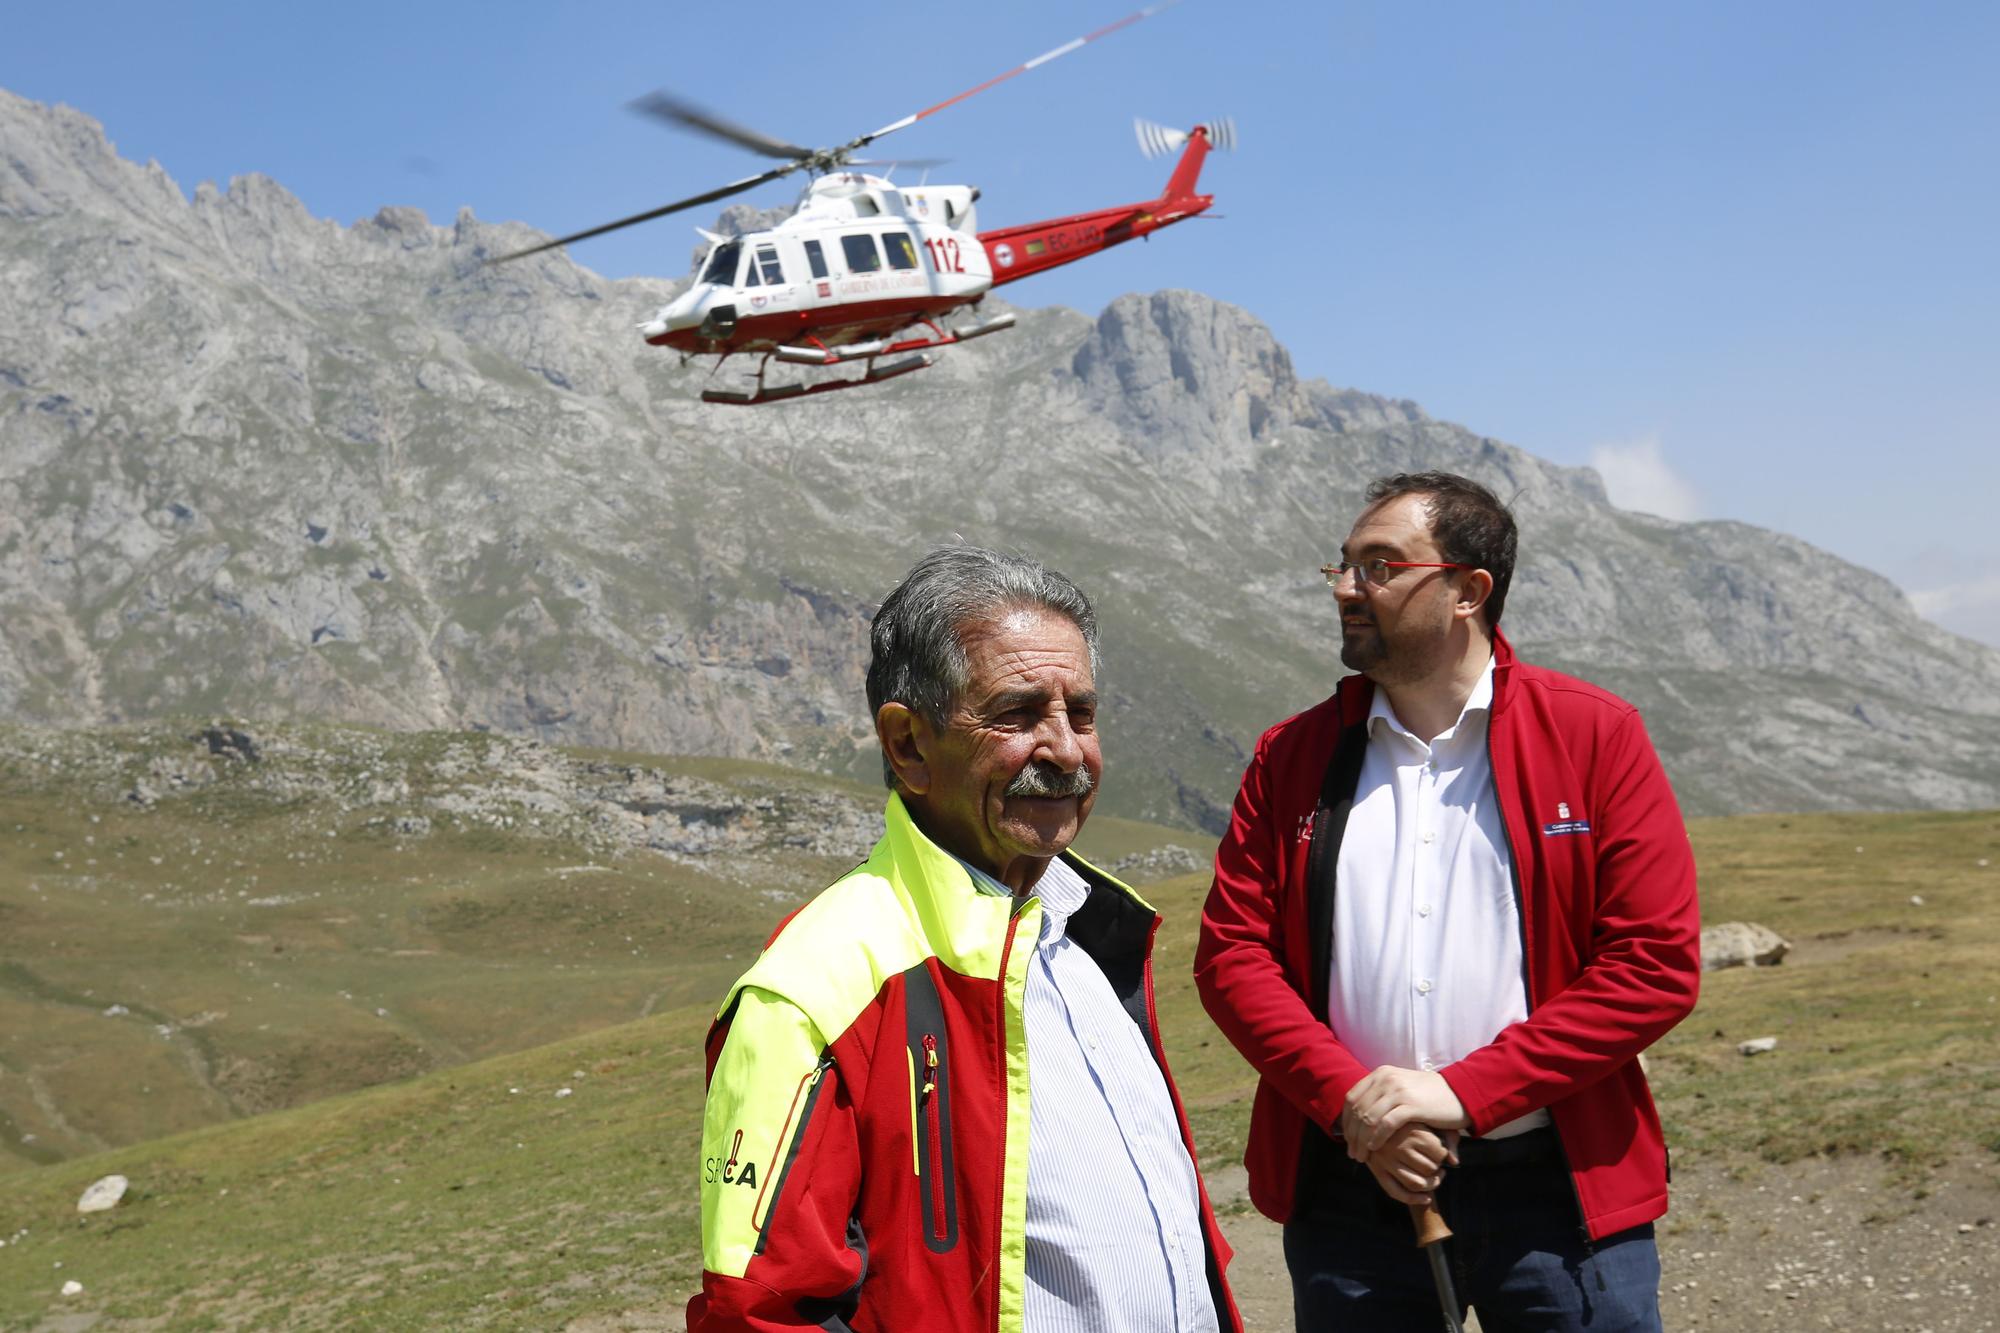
[1320,560,1473,588]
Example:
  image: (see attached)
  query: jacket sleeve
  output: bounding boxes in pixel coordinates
[1441,710,1702,1132]
[687,986,866,1333]
[1195,729,1372,1134]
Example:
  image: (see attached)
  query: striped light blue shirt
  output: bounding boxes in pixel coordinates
[960,855,1219,1333]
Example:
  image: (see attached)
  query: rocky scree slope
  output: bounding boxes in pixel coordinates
[5,88,2000,826]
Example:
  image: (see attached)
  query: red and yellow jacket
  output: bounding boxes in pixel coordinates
[689,793,1241,1331]
[1194,630,1701,1241]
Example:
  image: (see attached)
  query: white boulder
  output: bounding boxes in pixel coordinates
[77,1174,129,1213]
[1701,922,1790,971]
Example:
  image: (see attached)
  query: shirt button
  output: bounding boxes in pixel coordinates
[1417,903,1432,917]
[1422,830,1436,844]
[1416,979,1433,995]
[1421,1059,1436,1072]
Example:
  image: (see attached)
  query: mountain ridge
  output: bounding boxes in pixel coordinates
[6,86,1999,826]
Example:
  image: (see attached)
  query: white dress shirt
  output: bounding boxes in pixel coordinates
[1329,657,1549,1138]
[960,856,1219,1333]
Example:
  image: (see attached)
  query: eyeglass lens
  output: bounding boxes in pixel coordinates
[1324,560,1387,587]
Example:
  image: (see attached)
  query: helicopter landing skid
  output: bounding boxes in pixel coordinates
[773,312,1018,367]
[701,352,935,406]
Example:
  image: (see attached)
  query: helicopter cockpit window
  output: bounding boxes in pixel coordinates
[883,232,919,272]
[700,241,742,286]
[803,239,829,280]
[754,246,784,285]
[840,233,883,274]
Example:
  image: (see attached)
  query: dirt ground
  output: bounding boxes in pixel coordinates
[587,1151,1997,1332]
[1213,1152,2000,1332]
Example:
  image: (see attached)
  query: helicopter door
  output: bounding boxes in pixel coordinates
[839,233,884,277]
[881,229,931,298]
[802,238,832,302]
[741,242,796,317]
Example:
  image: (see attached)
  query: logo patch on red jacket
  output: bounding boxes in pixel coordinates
[705,1128,760,1188]
[1542,820,1592,836]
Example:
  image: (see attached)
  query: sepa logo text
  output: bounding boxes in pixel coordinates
[704,1128,760,1189]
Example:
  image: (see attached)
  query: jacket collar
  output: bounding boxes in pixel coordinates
[876,792,1022,981]
[878,792,1155,981]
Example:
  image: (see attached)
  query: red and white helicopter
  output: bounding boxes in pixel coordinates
[491,6,1232,405]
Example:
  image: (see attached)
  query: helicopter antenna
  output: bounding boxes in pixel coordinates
[488,2,1179,264]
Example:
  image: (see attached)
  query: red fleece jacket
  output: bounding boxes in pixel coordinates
[1194,631,1701,1240]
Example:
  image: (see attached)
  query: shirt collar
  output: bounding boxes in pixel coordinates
[952,853,1091,945]
[956,855,1010,898]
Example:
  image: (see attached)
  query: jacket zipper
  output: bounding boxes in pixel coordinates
[905,959,959,1253]
[921,1032,947,1243]
[751,1052,834,1253]
[1486,725,1536,1016]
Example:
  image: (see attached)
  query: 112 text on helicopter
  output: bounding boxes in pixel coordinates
[489,5,1233,405]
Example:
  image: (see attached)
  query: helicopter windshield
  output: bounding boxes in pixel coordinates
[699,241,742,286]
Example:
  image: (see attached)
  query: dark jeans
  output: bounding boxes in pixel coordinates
[1283,1133,1663,1332]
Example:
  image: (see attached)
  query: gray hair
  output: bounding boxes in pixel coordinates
[867,546,1100,787]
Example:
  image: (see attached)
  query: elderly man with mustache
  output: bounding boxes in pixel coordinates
[689,546,1241,1333]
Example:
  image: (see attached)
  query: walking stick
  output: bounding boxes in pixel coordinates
[1409,1200,1465,1333]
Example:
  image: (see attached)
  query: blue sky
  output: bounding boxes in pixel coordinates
[7,1,1998,645]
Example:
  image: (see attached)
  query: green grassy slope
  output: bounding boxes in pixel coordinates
[0,780,1217,1330]
[0,724,884,1170]
[0,1005,714,1328]
[2,733,1994,1327]
[1649,810,2000,1176]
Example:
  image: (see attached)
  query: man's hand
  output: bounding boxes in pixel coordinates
[1343,1066,1469,1158]
[1355,1123,1460,1205]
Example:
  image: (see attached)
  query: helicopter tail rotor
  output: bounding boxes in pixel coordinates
[1134,118,1187,159]
[1136,116,1236,159]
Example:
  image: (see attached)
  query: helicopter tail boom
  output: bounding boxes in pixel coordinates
[1154,117,1234,199]
[977,122,1223,289]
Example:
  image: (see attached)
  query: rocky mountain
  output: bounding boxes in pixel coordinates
[6,87,2000,826]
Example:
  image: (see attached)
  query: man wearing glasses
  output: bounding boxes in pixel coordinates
[1195,471,1700,1330]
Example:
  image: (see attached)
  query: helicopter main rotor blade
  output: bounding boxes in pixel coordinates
[491,3,1176,261]
[850,1,1177,152]
[484,163,801,265]
[628,91,815,162]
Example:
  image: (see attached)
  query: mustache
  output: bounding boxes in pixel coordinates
[1006,761,1095,799]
